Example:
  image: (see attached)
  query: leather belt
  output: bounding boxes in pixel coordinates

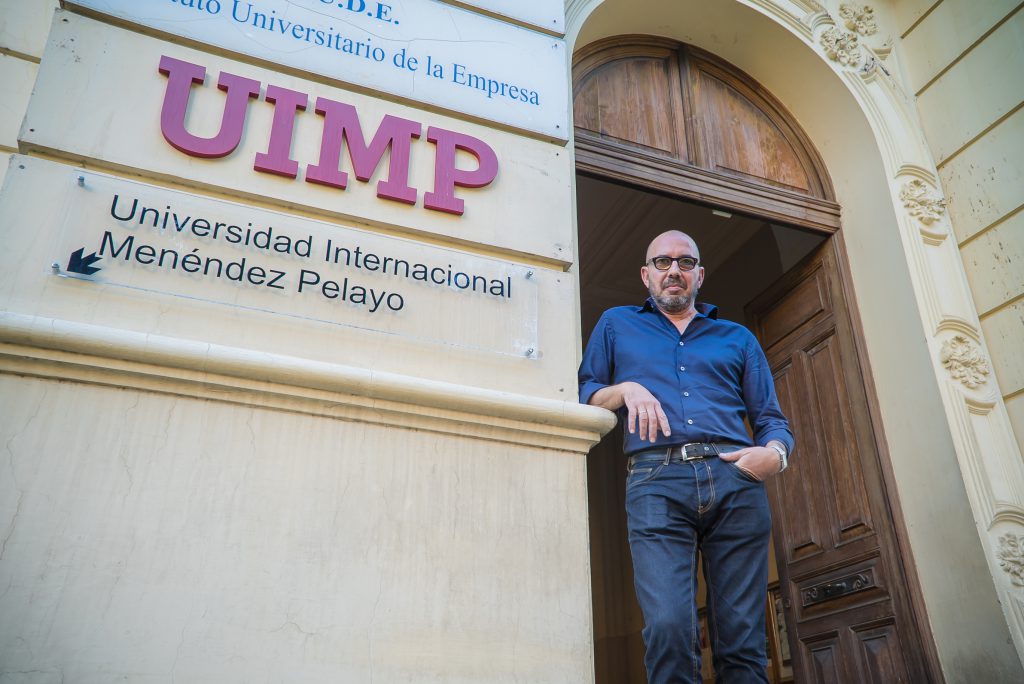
[628,442,746,468]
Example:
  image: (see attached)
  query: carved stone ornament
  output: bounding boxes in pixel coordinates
[859,56,885,78]
[820,27,862,67]
[839,3,878,36]
[900,179,947,224]
[997,534,1024,587]
[940,336,990,389]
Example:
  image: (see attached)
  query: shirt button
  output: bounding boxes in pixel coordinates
[683,392,690,397]
[679,341,684,346]
[680,366,685,371]
[687,419,694,425]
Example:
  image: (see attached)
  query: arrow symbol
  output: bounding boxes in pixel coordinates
[66,247,102,276]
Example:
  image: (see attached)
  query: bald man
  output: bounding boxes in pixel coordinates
[579,230,794,683]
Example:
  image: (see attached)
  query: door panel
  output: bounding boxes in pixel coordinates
[805,336,874,541]
[691,69,812,192]
[573,44,688,159]
[856,622,905,684]
[807,636,842,682]
[747,239,930,683]
[757,273,829,349]
[772,363,829,563]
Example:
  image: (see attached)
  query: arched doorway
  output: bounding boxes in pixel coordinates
[573,36,938,683]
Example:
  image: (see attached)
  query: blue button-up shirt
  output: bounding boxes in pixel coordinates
[579,299,794,456]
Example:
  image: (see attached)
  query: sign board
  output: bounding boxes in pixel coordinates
[23,13,575,265]
[3,157,540,356]
[445,1,565,34]
[65,0,569,141]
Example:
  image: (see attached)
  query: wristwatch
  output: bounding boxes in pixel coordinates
[768,442,788,472]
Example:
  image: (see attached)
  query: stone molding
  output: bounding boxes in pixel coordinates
[940,335,991,389]
[1000,534,1024,588]
[839,3,878,36]
[0,312,615,453]
[900,179,947,225]
[805,3,893,84]
[820,26,862,67]
[896,166,950,243]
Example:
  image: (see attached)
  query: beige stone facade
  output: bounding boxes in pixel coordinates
[0,0,1021,682]
[900,0,1024,457]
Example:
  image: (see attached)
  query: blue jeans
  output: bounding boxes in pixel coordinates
[625,455,772,684]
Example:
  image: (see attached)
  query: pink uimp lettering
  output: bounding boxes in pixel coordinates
[306,97,421,204]
[254,85,308,178]
[156,57,499,216]
[158,55,260,159]
[424,127,499,216]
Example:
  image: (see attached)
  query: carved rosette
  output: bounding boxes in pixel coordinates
[839,3,878,36]
[900,179,947,224]
[998,534,1024,587]
[820,27,862,67]
[940,336,991,389]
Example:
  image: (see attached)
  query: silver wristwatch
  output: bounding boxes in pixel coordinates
[768,442,788,472]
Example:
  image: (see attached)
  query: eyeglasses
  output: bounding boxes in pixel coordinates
[647,255,699,271]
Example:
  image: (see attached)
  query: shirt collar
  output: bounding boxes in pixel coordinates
[638,297,719,320]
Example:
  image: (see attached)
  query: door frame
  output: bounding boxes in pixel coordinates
[573,153,942,681]
[570,0,1024,675]
[574,131,841,235]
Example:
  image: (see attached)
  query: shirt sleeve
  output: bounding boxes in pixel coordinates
[578,314,614,405]
[741,333,796,455]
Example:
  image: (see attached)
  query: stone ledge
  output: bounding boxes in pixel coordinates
[0,312,616,452]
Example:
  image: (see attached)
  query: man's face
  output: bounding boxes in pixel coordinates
[641,232,705,315]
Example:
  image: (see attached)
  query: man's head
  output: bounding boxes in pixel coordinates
[641,230,704,315]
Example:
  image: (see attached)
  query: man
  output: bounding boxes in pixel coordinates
[578,230,793,683]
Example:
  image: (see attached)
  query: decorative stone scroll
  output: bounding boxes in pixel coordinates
[998,534,1024,587]
[900,179,947,225]
[820,27,862,67]
[940,336,991,389]
[839,3,878,36]
[859,56,892,79]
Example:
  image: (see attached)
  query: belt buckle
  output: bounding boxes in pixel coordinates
[681,442,715,461]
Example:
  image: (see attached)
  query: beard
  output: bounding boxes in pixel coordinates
[650,276,696,314]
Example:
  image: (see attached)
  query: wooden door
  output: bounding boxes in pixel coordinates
[746,240,934,682]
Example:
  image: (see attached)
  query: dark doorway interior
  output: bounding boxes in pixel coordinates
[576,173,824,683]
[577,174,825,338]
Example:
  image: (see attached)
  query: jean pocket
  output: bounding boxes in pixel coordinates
[728,462,761,483]
[626,463,662,488]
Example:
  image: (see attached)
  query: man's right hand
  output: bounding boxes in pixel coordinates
[589,381,671,443]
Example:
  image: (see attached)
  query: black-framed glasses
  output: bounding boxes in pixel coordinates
[647,255,699,271]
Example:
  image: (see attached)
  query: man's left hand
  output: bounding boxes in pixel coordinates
[719,447,781,481]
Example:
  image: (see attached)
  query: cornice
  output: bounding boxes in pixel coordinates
[0,312,616,453]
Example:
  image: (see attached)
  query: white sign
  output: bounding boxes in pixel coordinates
[65,0,569,141]
[445,1,564,34]
[7,158,539,355]
[25,13,576,265]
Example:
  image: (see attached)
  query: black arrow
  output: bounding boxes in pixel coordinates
[67,248,102,276]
